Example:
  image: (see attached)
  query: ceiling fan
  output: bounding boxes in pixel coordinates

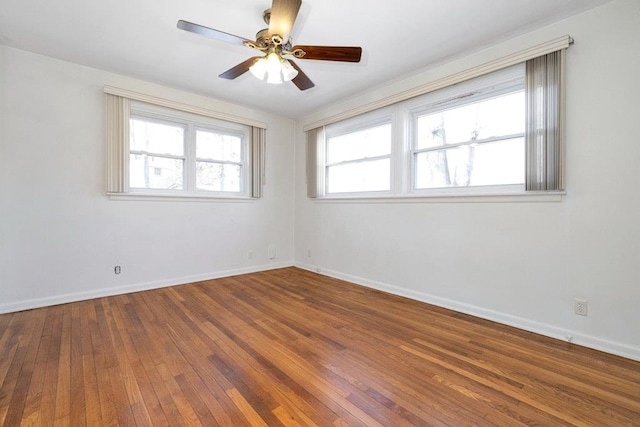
[177,0,362,90]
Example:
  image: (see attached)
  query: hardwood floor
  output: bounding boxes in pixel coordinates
[1,267,639,426]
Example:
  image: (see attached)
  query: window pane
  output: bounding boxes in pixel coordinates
[196,130,242,162]
[327,123,391,164]
[416,91,524,149]
[129,154,183,189]
[196,161,241,192]
[130,118,184,156]
[415,138,524,189]
[327,159,390,193]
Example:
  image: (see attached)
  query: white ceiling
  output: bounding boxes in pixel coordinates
[0,0,612,119]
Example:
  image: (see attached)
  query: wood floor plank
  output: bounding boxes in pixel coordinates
[0,312,22,389]
[272,405,304,427]
[82,302,103,426]
[68,304,86,426]
[20,306,62,426]
[92,299,120,426]
[226,387,270,427]
[53,305,72,426]
[155,362,203,426]
[1,267,639,426]
[102,296,147,426]
[2,309,47,426]
[33,306,64,427]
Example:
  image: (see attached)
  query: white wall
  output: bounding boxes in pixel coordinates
[0,46,296,313]
[294,0,640,361]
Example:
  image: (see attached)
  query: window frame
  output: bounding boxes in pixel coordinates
[128,113,188,191]
[105,86,267,201]
[407,72,526,195]
[309,64,564,201]
[129,101,251,197]
[193,125,248,194]
[323,108,393,197]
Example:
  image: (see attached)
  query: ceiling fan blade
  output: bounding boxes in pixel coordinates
[290,45,362,63]
[267,0,301,43]
[219,57,261,79]
[177,20,251,47]
[289,60,314,91]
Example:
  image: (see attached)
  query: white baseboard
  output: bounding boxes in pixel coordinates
[295,262,640,362]
[0,262,292,314]
[6,261,638,362]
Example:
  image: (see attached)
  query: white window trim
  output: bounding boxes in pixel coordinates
[314,190,565,204]
[105,87,266,201]
[104,86,267,129]
[107,193,256,202]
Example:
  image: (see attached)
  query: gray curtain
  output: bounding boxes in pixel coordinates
[105,94,130,193]
[306,127,320,198]
[525,50,564,191]
[251,127,266,198]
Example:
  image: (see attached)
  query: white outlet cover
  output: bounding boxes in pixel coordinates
[268,245,276,259]
[574,299,588,316]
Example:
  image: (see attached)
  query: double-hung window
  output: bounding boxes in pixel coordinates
[129,115,187,191]
[106,89,266,200]
[194,127,245,193]
[411,76,525,192]
[324,110,392,195]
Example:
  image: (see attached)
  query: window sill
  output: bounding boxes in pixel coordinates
[313,191,565,204]
[107,192,256,202]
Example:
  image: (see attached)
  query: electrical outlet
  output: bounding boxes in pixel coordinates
[268,244,276,260]
[114,266,121,275]
[307,249,312,259]
[248,251,254,260]
[574,299,588,316]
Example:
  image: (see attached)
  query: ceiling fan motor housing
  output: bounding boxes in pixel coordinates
[255,29,292,51]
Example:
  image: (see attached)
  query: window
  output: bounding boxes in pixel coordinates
[106,90,266,199]
[307,47,565,199]
[128,104,251,196]
[324,111,392,194]
[195,128,244,192]
[129,116,186,190]
[411,81,525,191]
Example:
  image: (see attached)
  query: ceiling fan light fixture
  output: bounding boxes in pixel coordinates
[249,52,298,84]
